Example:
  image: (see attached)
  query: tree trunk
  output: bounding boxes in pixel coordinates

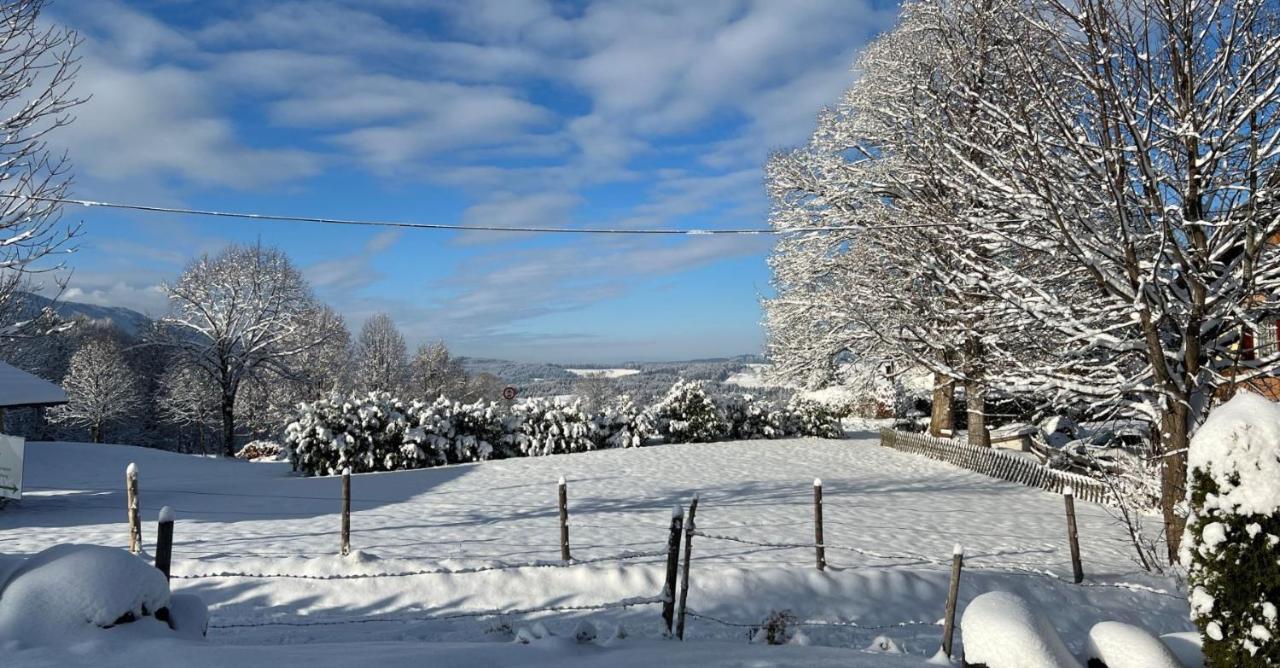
[964,334,989,447]
[930,373,955,438]
[92,421,102,444]
[221,392,236,457]
[1159,403,1190,562]
[965,378,988,447]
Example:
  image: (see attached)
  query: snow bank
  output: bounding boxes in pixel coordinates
[960,591,1080,668]
[1187,392,1280,516]
[0,544,171,647]
[1085,621,1180,668]
[1159,631,1204,667]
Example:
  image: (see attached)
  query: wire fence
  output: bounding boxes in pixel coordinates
[3,454,1181,645]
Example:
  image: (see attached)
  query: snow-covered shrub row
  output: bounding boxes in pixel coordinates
[507,397,597,456]
[592,395,653,449]
[1183,393,1280,665]
[651,380,730,443]
[235,439,284,461]
[285,393,507,476]
[285,381,845,476]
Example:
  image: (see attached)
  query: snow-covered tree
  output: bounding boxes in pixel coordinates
[0,0,81,341]
[573,372,614,414]
[507,397,596,456]
[153,244,338,456]
[51,336,143,443]
[407,340,466,400]
[155,361,219,454]
[593,395,654,448]
[943,0,1280,558]
[354,313,408,395]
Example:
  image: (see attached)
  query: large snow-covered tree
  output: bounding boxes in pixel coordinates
[0,0,81,340]
[155,361,219,454]
[408,340,467,400]
[153,244,337,456]
[353,312,408,395]
[51,336,143,443]
[941,0,1280,558]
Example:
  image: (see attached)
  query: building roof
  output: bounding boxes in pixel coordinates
[0,361,67,409]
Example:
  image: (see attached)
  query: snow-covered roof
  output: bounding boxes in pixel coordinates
[0,361,67,409]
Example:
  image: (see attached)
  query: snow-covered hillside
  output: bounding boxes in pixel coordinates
[565,368,641,379]
[0,435,1190,665]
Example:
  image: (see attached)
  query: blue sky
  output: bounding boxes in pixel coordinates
[45,0,896,363]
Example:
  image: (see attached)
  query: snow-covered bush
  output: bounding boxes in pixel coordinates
[750,609,798,645]
[0,544,206,646]
[1085,621,1182,668]
[507,397,597,456]
[285,393,432,476]
[235,439,284,461]
[782,396,843,438]
[722,393,786,439]
[409,397,506,463]
[593,395,654,448]
[959,590,1078,668]
[651,380,728,443]
[1183,392,1280,665]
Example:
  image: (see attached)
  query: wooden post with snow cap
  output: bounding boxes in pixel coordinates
[661,504,684,636]
[126,463,141,554]
[675,495,699,640]
[558,476,571,562]
[813,478,826,571]
[1064,487,1083,583]
[155,506,174,580]
[340,469,351,556]
[941,543,964,659]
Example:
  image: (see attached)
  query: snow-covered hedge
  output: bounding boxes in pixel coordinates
[782,396,843,439]
[1183,392,1280,665]
[593,395,654,448]
[723,393,786,439]
[507,397,597,456]
[284,379,845,476]
[651,380,729,443]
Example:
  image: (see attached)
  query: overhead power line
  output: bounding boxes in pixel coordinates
[1,194,960,235]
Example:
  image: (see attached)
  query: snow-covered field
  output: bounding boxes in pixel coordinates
[564,368,641,378]
[0,433,1191,666]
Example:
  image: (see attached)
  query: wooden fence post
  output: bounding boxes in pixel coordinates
[813,478,826,571]
[661,504,684,636]
[941,544,964,659]
[675,495,699,640]
[126,463,141,554]
[1064,487,1084,583]
[155,506,174,580]
[340,469,351,556]
[558,476,571,562]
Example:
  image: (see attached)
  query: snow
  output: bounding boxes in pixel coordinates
[158,506,174,524]
[0,438,1191,665]
[725,364,774,388]
[1085,621,1181,668]
[959,591,1080,668]
[1187,391,1280,516]
[1159,632,1204,667]
[0,544,171,647]
[565,369,640,379]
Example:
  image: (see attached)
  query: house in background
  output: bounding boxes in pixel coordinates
[0,360,68,433]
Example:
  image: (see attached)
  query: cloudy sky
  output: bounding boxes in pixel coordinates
[46,0,896,363]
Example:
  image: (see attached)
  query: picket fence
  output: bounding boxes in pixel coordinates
[877,429,1112,505]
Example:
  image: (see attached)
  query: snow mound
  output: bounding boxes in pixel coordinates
[960,591,1080,668]
[0,544,171,647]
[1187,392,1280,516]
[1159,631,1204,667]
[1085,621,1181,668]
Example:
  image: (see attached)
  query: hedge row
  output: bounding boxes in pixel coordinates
[284,380,843,476]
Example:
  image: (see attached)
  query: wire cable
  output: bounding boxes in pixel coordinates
[0,194,961,235]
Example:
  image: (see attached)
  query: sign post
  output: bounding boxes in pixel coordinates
[0,434,25,501]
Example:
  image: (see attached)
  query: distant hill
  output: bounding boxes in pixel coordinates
[17,292,153,337]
